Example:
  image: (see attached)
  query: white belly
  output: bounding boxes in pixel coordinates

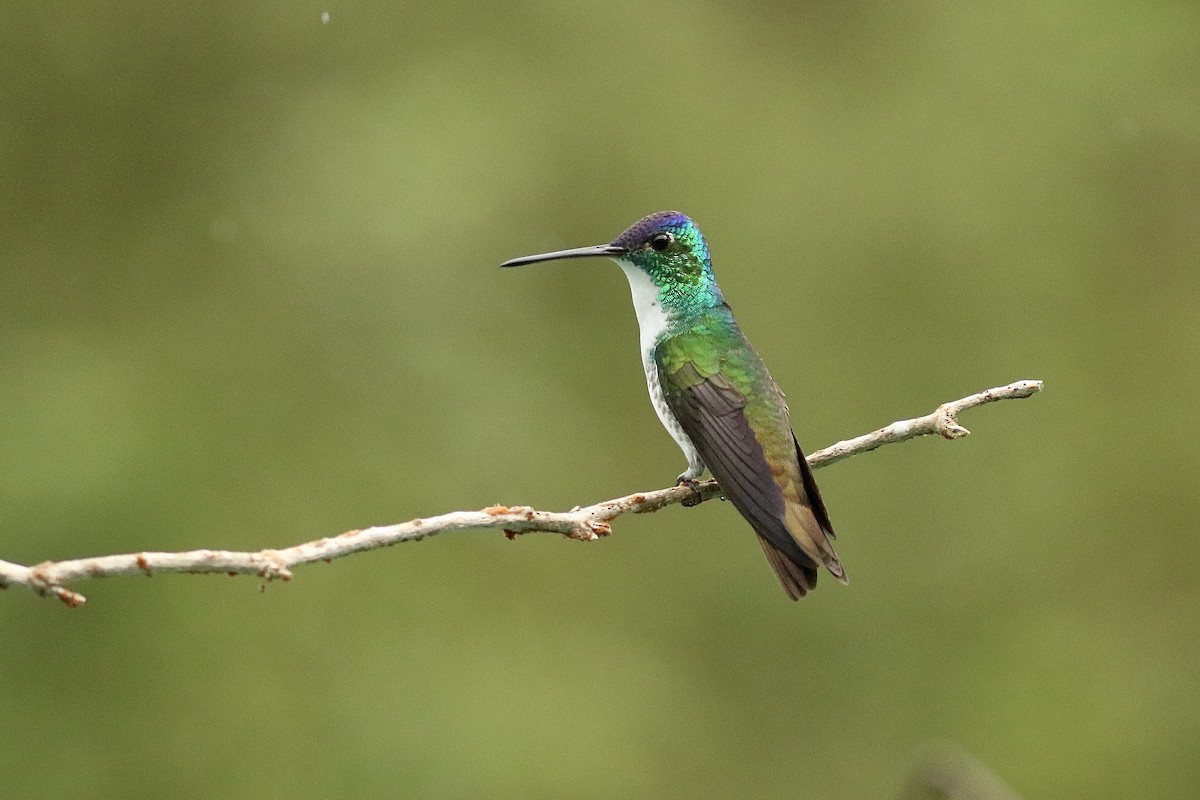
[644,356,704,473]
[616,259,704,477]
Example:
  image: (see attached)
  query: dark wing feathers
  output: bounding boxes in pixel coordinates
[793,433,836,541]
[673,377,787,525]
[661,364,823,598]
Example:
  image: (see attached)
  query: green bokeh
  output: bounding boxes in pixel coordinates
[2,2,1197,798]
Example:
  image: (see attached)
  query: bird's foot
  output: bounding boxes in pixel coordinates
[676,476,704,508]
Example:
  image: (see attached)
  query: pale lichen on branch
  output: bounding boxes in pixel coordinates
[0,380,1042,608]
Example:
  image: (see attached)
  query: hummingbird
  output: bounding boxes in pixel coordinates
[501,211,844,599]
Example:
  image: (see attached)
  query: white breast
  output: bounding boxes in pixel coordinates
[616,260,670,366]
[615,260,704,477]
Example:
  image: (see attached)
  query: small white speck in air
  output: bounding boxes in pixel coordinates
[320,11,330,24]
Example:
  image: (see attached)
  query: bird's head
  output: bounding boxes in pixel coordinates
[501,210,719,302]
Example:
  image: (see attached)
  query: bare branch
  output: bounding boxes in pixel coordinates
[810,379,1043,467]
[0,379,1042,607]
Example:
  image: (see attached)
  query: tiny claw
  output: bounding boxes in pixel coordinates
[677,478,704,508]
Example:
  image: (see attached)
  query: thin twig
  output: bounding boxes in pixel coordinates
[0,380,1042,607]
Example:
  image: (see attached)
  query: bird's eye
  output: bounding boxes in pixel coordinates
[649,232,674,252]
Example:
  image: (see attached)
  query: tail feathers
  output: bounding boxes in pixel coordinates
[791,432,848,585]
[756,534,819,601]
[820,545,848,583]
[783,502,847,584]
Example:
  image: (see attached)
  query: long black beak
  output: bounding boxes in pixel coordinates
[500,243,626,268]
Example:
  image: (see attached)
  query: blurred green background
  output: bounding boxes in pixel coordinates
[2,2,1197,798]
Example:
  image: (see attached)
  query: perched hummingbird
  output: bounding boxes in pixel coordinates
[501,211,844,599]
